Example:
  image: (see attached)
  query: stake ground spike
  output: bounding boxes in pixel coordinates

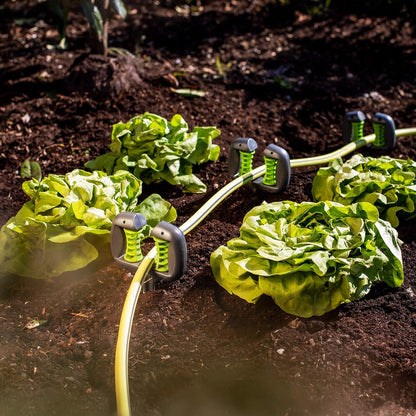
[228,137,258,177]
[253,144,291,193]
[343,111,366,143]
[111,212,147,272]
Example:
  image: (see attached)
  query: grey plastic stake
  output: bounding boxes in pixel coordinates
[343,111,366,143]
[372,112,396,150]
[228,138,258,177]
[150,221,187,285]
[253,144,291,193]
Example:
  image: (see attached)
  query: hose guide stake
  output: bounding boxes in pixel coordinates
[343,111,366,143]
[150,221,187,285]
[228,138,258,177]
[111,214,187,291]
[253,144,291,193]
[372,112,396,149]
[111,212,147,273]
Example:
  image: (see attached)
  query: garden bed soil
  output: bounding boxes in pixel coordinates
[1,1,416,415]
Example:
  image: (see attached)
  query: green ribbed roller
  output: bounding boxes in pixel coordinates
[351,119,365,142]
[123,229,144,263]
[239,150,256,175]
[153,237,169,272]
[263,157,278,186]
[373,122,385,147]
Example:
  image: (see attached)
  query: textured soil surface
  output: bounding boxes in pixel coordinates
[1,1,416,415]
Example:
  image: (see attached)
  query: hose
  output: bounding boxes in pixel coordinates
[115,127,416,416]
[115,165,265,416]
[115,247,156,416]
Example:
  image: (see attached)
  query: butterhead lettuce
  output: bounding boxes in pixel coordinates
[210,200,403,317]
[312,154,416,227]
[85,112,220,193]
[0,169,176,279]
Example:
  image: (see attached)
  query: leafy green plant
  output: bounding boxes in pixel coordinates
[273,75,293,89]
[20,159,42,181]
[276,0,331,15]
[0,169,176,279]
[312,154,416,227]
[171,88,207,97]
[85,112,220,193]
[47,0,127,54]
[210,200,403,318]
[215,55,232,80]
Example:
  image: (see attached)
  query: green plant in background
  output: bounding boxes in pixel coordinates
[20,159,42,181]
[309,0,331,14]
[85,112,220,193]
[175,0,203,16]
[47,0,127,54]
[215,55,232,80]
[312,154,416,227]
[273,75,293,89]
[0,169,176,279]
[171,88,207,97]
[276,0,331,15]
[211,200,403,318]
[272,66,294,89]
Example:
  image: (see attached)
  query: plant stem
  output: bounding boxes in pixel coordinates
[93,0,109,55]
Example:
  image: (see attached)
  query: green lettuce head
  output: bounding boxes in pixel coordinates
[312,154,416,227]
[210,200,403,318]
[85,112,220,193]
[0,169,176,279]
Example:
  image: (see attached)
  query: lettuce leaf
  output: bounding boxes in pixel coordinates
[210,201,403,317]
[312,154,416,227]
[85,112,220,193]
[0,170,176,279]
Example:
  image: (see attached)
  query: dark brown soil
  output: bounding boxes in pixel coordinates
[1,1,416,415]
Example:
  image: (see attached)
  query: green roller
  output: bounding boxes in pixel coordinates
[123,229,144,263]
[263,157,278,186]
[152,237,169,272]
[240,150,256,175]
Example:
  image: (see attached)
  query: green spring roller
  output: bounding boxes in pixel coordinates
[153,237,169,272]
[240,150,256,175]
[123,229,144,263]
[263,157,278,186]
[373,123,385,147]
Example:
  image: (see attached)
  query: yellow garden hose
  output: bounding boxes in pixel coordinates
[115,127,416,416]
[115,165,265,416]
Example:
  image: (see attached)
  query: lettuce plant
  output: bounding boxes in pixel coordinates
[0,169,176,279]
[210,200,403,317]
[85,112,220,193]
[312,154,416,227]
